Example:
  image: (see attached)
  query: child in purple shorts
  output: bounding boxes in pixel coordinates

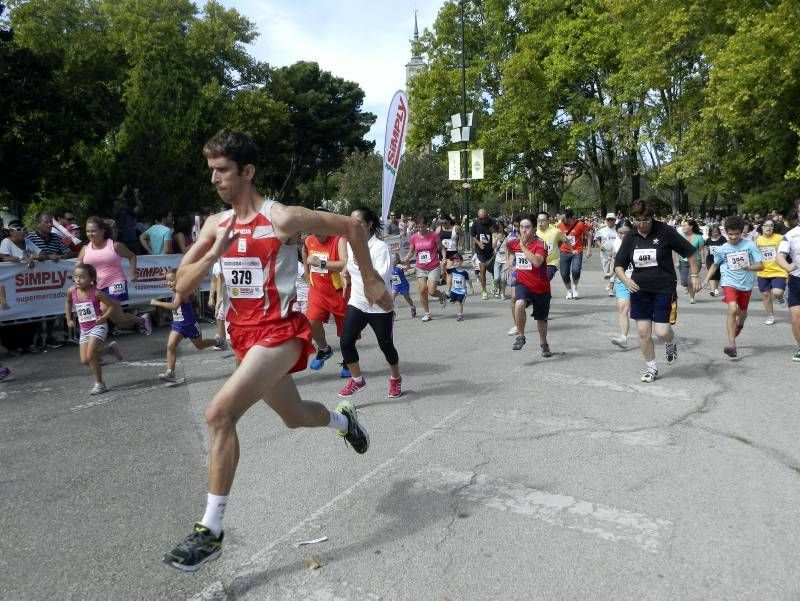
[150,268,218,382]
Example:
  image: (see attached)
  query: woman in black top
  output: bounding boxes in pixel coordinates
[704,224,726,297]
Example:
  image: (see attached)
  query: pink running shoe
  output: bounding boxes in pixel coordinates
[338,377,366,397]
[138,313,153,335]
[388,376,402,398]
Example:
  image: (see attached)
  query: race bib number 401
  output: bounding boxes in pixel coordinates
[633,248,658,268]
[222,257,264,298]
[725,251,749,271]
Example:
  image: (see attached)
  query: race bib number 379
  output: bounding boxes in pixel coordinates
[222,257,264,298]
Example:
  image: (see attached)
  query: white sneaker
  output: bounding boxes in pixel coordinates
[571,289,580,299]
[507,326,519,336]
[607,289,614,296]
[90,382,108,395]
[421,314,432,322]
[765,315,775,325]
[611,335,627,348]
[565,290,573,300]
[107,341,123,362]
[158,370,177,382]
[690,297,696,304]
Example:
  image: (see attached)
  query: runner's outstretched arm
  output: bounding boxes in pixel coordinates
[176,215,235,297]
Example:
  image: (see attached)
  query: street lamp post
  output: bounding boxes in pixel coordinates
[460,0,469,231]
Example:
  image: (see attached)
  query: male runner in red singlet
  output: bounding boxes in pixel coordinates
[162,130,393,572]
[303,232,350,375]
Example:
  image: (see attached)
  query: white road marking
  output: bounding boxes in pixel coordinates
[189,398,483,600]
[524,372,691,400]
[415,468,673,553]
[491,413,677,448]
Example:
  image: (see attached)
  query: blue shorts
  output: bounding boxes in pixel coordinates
[757,276,787,293]
[614,279,630,300]
[788,277,800,308]
[171,321,201,340]
[100,280,129,302]
[514,285,551,321]
[630,289,677,324]
[392,285,410,295]
[449,291,467,303]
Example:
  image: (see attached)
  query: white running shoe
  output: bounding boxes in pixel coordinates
[107,341,123,362]
[565,290,573,300]
[765,315,775,325]
[507,326,518,336]
[159,370,177,383]
[90,382,108,395]
[611,335,627,348]
[571,289,580,299]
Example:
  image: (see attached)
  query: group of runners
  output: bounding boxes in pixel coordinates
[57,130,800,572]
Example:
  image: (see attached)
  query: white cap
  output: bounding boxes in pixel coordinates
[605,212,616,219]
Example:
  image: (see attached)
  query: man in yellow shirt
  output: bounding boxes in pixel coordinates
[536,212,575,282]
[756,219,788,324]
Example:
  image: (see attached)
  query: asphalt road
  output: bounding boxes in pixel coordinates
[2,256,799,601]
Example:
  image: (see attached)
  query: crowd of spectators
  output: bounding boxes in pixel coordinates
[0,185,217,355]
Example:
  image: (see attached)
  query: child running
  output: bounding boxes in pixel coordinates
[65,263,124,395]
[446,253,475,321]
[390,253,416,318]
[150,268,219,382]
[702,216,764,358]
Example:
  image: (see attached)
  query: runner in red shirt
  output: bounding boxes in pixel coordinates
[303,233,350,375]
[556,209,592,299]
[162,130,393,572]
[506,215,554,357]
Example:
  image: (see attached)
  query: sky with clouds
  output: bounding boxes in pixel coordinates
[217,0,446,153]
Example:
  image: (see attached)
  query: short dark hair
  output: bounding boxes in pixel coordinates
[724,215,745,232]
[630,199,655,220]
[537,211,549,220]
[202,130,259,174]
[563,208,574,219]
[54,207,72,220]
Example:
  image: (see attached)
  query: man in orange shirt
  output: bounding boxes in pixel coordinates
[303,232,351,376]
[557,209,592,299]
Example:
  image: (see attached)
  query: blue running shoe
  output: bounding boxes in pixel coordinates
[340,361,351,378]
[309,346,333,370]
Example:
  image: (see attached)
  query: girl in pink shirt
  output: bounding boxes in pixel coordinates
[404,214,447,322]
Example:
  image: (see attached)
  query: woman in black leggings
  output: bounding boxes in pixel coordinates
[337,206,403,399]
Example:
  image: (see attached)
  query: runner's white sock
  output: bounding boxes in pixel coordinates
[328,410,348,431]
[200,493,227,537]
[352,375,364,383]
[646,360,657,370]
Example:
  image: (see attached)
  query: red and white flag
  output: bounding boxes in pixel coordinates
[382,90,409,224]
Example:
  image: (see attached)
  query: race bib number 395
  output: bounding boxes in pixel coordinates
[725,251,749,271]
[222,257,264,298]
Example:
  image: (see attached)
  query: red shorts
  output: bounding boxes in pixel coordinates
[306,287,348,336]
[721,286,752,311]
[227,312,315,372]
